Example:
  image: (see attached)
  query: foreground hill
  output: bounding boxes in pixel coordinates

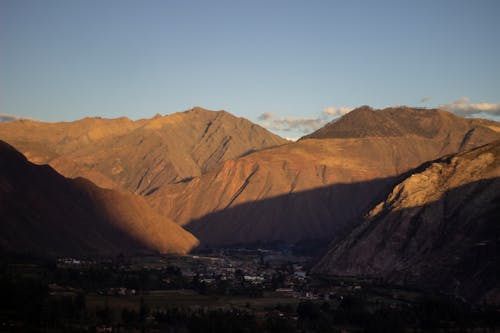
[148,107,500,247]
[313,141,500,303]
[0,107,286,194]
[0,141,198,256]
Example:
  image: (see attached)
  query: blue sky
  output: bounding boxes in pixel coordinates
[1,0,499,138]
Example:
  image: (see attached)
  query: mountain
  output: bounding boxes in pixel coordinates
[0,141,198,256]
[313,141,500,303]
[0,107,287,194]
[147,107,500,247]
[305,106,500,147]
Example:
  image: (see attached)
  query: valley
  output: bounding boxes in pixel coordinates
[3,1,500,331]
[3,252,500,332]
[1,106,499,332]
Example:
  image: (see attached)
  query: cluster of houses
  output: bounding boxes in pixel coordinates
[55,251,364,301]
[57,257,97,266]
[176,250,320,298]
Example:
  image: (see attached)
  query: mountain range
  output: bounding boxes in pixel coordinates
[0,107,286,194]
[1,105,499,300]
[148,107,499,246]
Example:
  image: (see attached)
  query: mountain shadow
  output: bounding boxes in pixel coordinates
[183,147,455,249]
[0,141,198,258]
[184,175,413,248]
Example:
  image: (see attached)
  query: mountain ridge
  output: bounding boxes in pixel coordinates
[0,107,287,194]
[304,106,500,143]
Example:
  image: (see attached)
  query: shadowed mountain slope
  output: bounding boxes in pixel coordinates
[182,177,398,248]
[0,107,286,194]
[313,141,500,303]
[148,107,500,246]
[0,141,198,256]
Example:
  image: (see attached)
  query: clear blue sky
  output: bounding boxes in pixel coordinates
[1,0,499,137]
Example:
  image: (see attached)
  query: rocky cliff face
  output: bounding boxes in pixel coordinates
[0,141,198,256]
[0,107,287,194]
[313,140,500,303]
[148,107,500,247]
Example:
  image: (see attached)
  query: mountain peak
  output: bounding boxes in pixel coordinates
[186,106,226,115]
[303,106,500,140]
[348,105,375,114]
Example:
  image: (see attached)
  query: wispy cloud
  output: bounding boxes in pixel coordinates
[420,96,433,103]
[439,97,500,116]
[0,113,35,123]
[257,106,353,134]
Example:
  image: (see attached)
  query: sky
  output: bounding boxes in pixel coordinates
[1,0,500,138]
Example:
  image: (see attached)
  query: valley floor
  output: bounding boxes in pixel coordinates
[1,251,500,333]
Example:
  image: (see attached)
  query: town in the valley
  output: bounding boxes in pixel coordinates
[2,248,499,332]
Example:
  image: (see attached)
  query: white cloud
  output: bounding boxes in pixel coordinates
[0,113,35,123]
[257,106,354,134]
[269,117,328,133]
[439,97,500,116]
[322,106,353,117]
